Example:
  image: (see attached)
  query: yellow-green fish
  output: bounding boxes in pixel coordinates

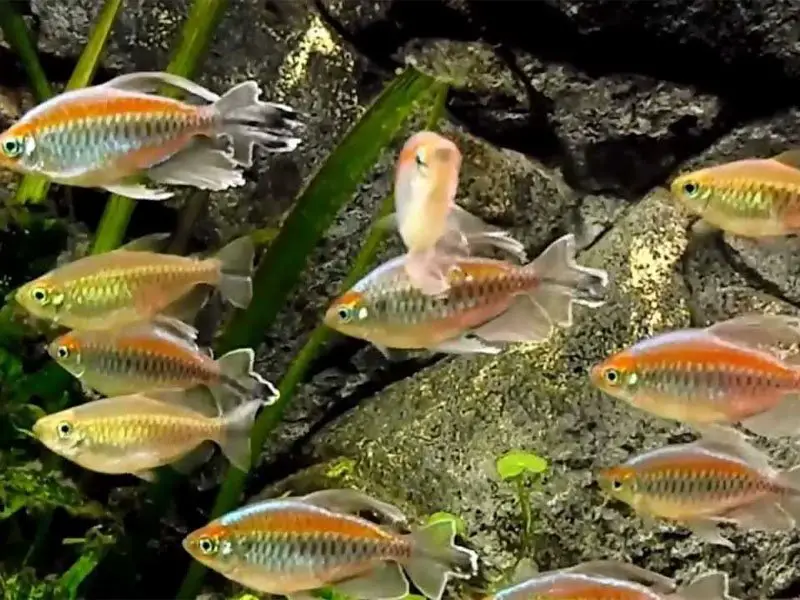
[48,318,278,405]
[16,234,254,331]
[670,150,800,237]
[32,388,263,480]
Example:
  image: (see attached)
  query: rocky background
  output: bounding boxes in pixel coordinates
[3,0,800,598]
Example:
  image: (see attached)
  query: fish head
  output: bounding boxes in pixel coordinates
[0,123,35,172]
[324,290,373,340]
[183,522,239,575]
[16,276,68,322]
[32,409,86,459]
[47,332,85,377]
[670,169,714,216]
[589,349,642,403]
[395,131,461,242]
[597,464,639,507]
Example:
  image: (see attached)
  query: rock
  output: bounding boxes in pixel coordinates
[275,190,800,600]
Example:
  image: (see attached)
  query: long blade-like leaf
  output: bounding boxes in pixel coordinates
[13,0,124,205]
[0,3,52,102]
[90,0,229,255]
[176,67,442,600]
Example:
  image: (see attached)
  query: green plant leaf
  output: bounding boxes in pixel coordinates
[12,0,124,206]
[496,450,549,481]
[176,68,445,600]
[91,0,228,255]
[0,3,52,102]
[426,511,467,536]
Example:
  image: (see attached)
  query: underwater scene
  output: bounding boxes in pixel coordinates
[1,0,800,599]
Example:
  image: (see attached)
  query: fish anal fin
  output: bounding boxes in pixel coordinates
[471,296,553,344]
[720,500,793,532]
[740,394,800,438]
[146,139,246,192]
[103,181,174,201]
[430,334,503,355]
[332,562,409,600]
[170,441,216,474]
[160,287,211,324]
[685,519,734,549]
[132,470,157,482]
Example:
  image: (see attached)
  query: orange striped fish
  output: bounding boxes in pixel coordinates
[32,388,263,481]
[598,433,800,548]
[183,489,477,600]
[385,131,526,295]
[0,71,303,200]
[487,561,730,600]
[590,314,800,438]
[670,151,800,237]
[16,234,254,331]
[48,318,278,406]
[324,233,607,356]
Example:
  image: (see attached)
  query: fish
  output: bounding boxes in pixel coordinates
[324,233,608,356]
[598,432,800,548]
[16,233,255,330]
[590,314,800,438]
[0,71,304,200]
[384,131,526,296]
[32,388,264,481]
[182,488,478,600]
[487,560,731,600]
[48,317,278,406]
[670,150,800,238]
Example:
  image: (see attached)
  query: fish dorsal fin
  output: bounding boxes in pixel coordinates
[299,489,409,526]
[706,314,800,355]
[116,232,172,253]
[100,72,220,103]
[507,558,539,585]
[150,315,200,345]
[565,561,676,595]
[694,429,773,474]
[771,150,800,171]
[146,387,220,418]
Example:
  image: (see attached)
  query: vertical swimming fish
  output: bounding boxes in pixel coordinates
[487,560,730,600]
[670,150,800,237]
[32,388,263,481]
[324,233,607,356]
[387,131,526,295]
[182,489,478,600]
[590,314,800,438]
[598,432,800,548]
[16,234,255,330]
[0,71,304,200]
[48,318,278,405]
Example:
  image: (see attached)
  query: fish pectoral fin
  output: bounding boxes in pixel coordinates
[373,344,411,362]
[669,571,730,600]
[146,139,246,192]
[566,561,677,595]
[771,149,800,170]
[430,334,503,355]
[471,295,554,344]
[116,232,173,253]
[103,180,174,201]
[705,314,800,354]
[332,562,409,600]
[740,393,800,438]
[170,441,216,475]
[720,500,794,531]
[100,71,220,103]
[131,469,157,482]
[684,518,734,549]
[299,489,409,526]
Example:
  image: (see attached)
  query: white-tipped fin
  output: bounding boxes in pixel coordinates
[100,71,221,103]
[685,518,734,549]
[333,563,409,600]
[214,347,280,407]
[404,520,478,600]
[430,334,503,355]
[146,139,246,192]
[103,181,174,201]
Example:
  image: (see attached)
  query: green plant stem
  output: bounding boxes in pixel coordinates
[0,3,52,102]
[176,77,448,600]
[13,0,124,205]
[515,477,533,556]
[90,0,229,255]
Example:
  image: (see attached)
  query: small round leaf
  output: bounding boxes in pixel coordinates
[496,450,548,481]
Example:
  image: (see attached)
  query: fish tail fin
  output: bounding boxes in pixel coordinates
[213,236,255,308]
[214,81,305,165]
[214,347,280,407]
[469,233,609,345]
[218,398,264,472]
[442,205,527,262]
[671,571,730,600]
[403,249,452,296]
[403,520,478,600]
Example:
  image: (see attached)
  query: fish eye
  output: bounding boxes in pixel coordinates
[682,181,700,197]
[337,307,353,322]
[611,478,623,491]
[56,345,70,360]
[415,150,427,168]
[197,537,218,555]
[603,368,620,385]
[32,287,49,304]
[57,421,72,439]
[2,137,24,158]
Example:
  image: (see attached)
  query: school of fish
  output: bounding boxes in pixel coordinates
[7,64,800,600]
